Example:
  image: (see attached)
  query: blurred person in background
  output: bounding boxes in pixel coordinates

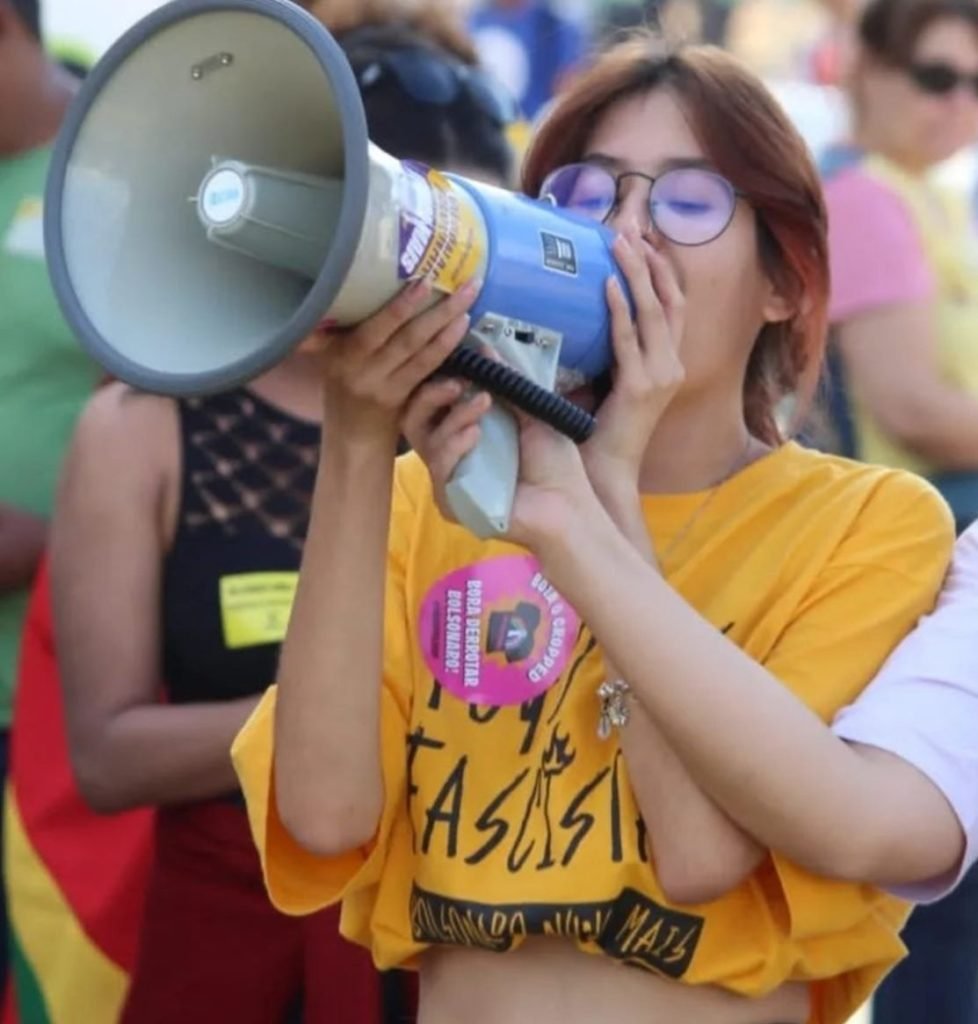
[47,5,515,1024]
[821,0,978,1020]
[468,0,588,120]
[0,0,100,1003]
[598,0,735,50]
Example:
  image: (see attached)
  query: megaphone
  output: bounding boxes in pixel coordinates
[44,0,627,539]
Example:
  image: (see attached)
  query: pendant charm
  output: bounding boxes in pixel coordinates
[596,679,632,740]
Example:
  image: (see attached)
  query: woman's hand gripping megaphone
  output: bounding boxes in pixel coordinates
[312,277,483,447]
[402,224,686,551]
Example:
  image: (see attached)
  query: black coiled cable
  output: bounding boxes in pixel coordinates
[441,347,596,444]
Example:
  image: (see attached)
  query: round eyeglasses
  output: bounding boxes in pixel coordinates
[539,163,743,247]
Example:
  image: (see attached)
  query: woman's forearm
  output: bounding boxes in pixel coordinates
[73,699,258,813]
[592,479,765,902]
[538,500,960,884]
[273,431,399,856]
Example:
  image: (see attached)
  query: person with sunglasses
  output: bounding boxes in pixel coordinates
[233,31,961,1024]
[819,1,978,1019]
[820,0,978,521]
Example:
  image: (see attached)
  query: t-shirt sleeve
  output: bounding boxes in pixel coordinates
[826,169,935,323]
[232,461,418,916]
[833,521,978,904]
[757,472,954,1010]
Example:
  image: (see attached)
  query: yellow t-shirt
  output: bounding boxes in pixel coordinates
[233,442,954,1024]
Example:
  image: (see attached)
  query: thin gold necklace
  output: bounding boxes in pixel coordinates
[656,434,756,570]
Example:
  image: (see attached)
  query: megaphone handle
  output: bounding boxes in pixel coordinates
[444,402,520,539]
[441,346,595,444]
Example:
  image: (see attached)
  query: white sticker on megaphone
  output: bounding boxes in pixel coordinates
[201,169,247,226]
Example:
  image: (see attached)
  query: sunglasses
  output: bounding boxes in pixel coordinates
[355,48,519,127]
[538,163,743,247]
[908,61,978,97]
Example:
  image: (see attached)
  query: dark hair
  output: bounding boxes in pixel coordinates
[335,23,514,183]
[859,0,978,66]
[8,0,40,38]
[523,33,829,444]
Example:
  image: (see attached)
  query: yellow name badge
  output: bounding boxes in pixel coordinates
[219,572,299,649]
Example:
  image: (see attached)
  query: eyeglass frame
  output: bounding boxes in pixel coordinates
[538,162,747,248]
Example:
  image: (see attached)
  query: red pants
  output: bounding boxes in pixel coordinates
[121,801,403,1024]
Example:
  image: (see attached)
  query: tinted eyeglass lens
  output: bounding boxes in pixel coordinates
[910,62,978,96]
[539,164,617,221]
[650,168,737,245]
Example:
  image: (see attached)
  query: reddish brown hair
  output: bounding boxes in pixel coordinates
[523,35,829,444]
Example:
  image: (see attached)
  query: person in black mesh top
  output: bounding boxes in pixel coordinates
[48,9,515,1023]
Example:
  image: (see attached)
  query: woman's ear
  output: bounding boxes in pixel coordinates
[761,278,795,326]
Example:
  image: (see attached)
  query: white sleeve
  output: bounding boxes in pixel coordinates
[832,523,978,903]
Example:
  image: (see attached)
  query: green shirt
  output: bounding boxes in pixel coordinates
[0,146,100,726]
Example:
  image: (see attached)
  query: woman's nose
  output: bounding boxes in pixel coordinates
[606,180,654,236]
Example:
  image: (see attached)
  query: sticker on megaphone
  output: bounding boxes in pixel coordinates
[396,163,486,297]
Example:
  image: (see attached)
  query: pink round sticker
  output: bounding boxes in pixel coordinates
[418,554,581,707]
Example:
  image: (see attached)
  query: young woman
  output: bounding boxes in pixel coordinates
[49,16,514,1024]
[233,35,956,1024]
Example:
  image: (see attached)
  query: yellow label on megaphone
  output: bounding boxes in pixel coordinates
[397,163,485,296]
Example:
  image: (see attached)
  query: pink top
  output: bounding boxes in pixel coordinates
[825,166,936,322]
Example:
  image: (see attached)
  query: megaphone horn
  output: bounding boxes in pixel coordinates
[44,0,628,538]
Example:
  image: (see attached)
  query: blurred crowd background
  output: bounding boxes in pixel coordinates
[40,0,978,198]
[5,1,978,1023]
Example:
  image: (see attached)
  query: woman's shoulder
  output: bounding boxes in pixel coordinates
[69,383,179,491]
[823,158,907,211]
[823,159,922,243]
[824,159,934,320]
[779,442,954,557]
[782,441,949,508]
[76,382,176,440]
